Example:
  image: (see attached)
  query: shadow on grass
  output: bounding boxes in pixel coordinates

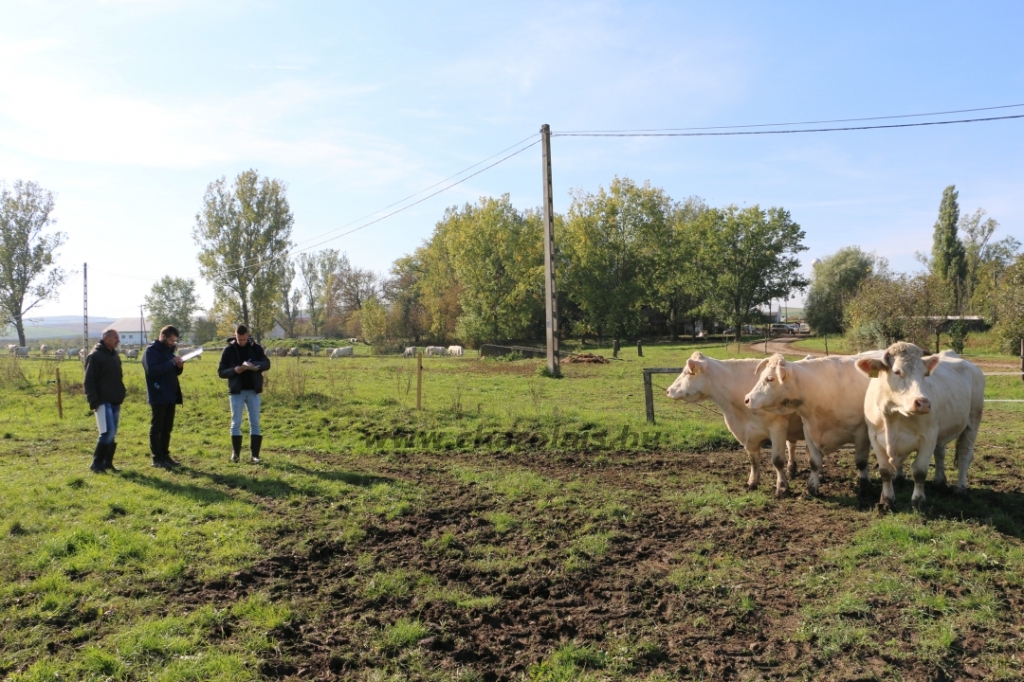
[832,481,1024,540]
[121,470,236,504]
[184,468,299,499]
[280,462,392,488]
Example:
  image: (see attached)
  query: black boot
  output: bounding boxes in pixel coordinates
[231,435,243,463]
[105,442,120,473]
[250,435,263,464]
[90,443,108,474]
[162,433,180,467]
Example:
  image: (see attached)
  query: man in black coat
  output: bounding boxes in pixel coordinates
[83,328,126,473]
[142,325,185,468]
[218,324,271,463]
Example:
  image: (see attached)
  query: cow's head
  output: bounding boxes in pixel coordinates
[666,352,710,402]
[743,354,800,413]
[855,342,938,416]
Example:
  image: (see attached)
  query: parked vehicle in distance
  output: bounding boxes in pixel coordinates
[769,323,793,336]
[798,323,811,334]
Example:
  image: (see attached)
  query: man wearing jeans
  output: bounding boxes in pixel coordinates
[218,324,271,463]
[83,328,126,473]
[142,325,185,468]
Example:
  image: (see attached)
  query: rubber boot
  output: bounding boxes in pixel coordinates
[105,442,120,473]
[90,442,108,474]
[250,435,263,464]
[231,435,243,463]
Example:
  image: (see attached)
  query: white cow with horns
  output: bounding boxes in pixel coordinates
[667,352,810,496]
[856,343,984,510]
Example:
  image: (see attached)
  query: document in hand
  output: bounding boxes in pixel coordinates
[180,348,204,362]
[242,361,260,371]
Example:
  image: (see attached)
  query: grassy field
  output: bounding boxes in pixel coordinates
[1,342,1023,681]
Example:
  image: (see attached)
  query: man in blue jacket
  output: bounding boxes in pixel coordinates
[142,325,185,469]
[218,324,271,463]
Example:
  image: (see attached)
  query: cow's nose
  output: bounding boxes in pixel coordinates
[744,397,751,406]
[913,397,931,413]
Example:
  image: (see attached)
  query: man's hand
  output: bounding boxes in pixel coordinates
[172,356,184,367]
[234,365,246,374]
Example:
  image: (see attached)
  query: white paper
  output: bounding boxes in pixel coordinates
[95,406,107,434]
[180,348,204,362]
[242,361,259,371]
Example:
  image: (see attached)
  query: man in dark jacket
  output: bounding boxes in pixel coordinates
[83,328,126,473]
[142,325,185,469]
[218,324,271,463]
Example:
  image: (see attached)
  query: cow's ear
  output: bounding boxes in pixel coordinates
[776,359,789,382]
[754,358,769,376]
[856,357,886,378]
[923,354,940,376]
[686,358,700,374]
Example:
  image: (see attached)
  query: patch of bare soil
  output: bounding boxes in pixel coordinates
[563,353,610,364]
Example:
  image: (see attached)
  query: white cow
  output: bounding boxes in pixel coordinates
[425,346,447,357]
[78,349,87,361]
[286,347,299,357]
[330,347,354,359]
[744,352,883,497]
[66,348,80,358]
[447,345,464,357]
[54,349,66,361]
[10,346,29,357]
[667,352,809,495]
[403,346,417,358]
[40,344,49,355]
[124,349,139,360]
[856,343,984,509]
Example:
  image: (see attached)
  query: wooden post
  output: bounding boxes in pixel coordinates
[540,124,560,377]
[56,367,63,419]
[1020,338,1023,383]
[416,352,423,410]
[643,370,655,424]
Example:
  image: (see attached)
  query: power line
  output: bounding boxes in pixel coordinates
[553,114,1024,137]
[557,102,1024,134]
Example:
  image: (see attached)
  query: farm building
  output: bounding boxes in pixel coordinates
[109,317,153,345]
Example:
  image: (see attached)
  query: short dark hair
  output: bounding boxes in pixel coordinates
[235,324,249,335]
[160,325,180,338]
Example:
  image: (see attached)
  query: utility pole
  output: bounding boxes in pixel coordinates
[540,124,560,377]
[140,305,147,346]
[83,263,89,357]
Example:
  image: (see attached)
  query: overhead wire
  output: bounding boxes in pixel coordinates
[556,102,1024,134]
[553,113,1024,137]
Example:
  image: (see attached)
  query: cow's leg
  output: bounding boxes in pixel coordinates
[804,437,825,498]
[745,440,761,490]
[853,426,872,499]
[932,442,948,487]
[768,427,790,497]
[910,436,937,508]
[953,417,980,496]
[875,441,897,510]
[786,440,798,479]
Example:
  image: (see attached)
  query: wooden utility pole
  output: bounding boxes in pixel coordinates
[540,124,560,377]
[416,352,423,410]
[56,367,63,419]
[83,262,89,358]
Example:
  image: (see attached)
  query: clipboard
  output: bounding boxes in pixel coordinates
[180,348,204,362]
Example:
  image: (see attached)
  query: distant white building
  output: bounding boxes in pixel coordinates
[109,317,154,345]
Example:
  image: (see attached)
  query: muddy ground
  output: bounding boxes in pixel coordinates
[138,442,1024,682]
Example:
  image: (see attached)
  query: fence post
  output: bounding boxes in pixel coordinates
[643,370,655,424]
[56,367,63,420]
[1020,338,1023,383]
[416,352,423,410]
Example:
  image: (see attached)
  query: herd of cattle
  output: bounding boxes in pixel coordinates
[667,341,985,510]
[8,342,468,361]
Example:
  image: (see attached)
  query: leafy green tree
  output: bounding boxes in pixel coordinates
[931,185,967,312]
[191,314,220,345]
[360,296,389,352]
[385,255,430,342]
[0,180,68,346]
[297,249,342,336]
[845,271,945,350]
[275,261,303,338]
[647,197,711,340]
[804,247,878,335]
[144,276,200,339]
[701,205,808,342]
[561,177,673,340]
[959,208,1020,318]
[193,170,293,341]
[993,254,1024,354]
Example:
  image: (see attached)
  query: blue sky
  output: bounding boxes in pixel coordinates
[2,0,1022,319]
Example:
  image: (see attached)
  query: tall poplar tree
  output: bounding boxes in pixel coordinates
[930,185,967,312]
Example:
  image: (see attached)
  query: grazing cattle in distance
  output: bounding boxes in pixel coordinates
[124,349,139,360]
[65,348,80,359]
[403,347,417,358]
[54,349,66,361]
[857,343,984,509]
[425,346,447,357]
[4,344,15,353]
[330,347,354,359]
[312,344,321,356]
[348,338,359,344]
[9,346,29,357]
[40,344,49,355]
[744,352,884,497]
[79,349,87,361]
[447,345,464,357]
[287,347,299,357]
[667,352,808,495]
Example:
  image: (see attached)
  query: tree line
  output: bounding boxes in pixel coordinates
[3,171,1021,355]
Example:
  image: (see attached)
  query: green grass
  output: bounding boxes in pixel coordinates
[1,342,1023,679]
